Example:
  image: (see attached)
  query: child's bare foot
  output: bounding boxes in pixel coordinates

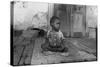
[60,52,69,56]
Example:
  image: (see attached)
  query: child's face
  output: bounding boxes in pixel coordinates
[52,19,60,31]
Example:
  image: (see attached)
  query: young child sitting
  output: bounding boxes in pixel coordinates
[41,16,68,56]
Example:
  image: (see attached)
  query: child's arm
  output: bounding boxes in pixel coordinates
[59,31,66,46]
[44,31,51,43]
[59,31,66,40]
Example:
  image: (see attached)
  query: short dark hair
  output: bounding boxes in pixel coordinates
[50,16,60,25]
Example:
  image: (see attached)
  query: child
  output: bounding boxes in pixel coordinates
[41,16,68,56]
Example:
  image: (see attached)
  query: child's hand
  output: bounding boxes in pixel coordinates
[60,38,66,45]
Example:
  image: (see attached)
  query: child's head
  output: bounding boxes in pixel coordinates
[50,16,60,31]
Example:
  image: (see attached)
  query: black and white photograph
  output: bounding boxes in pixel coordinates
[11,1,97,66]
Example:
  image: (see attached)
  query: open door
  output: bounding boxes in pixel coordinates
[71,12,84,37]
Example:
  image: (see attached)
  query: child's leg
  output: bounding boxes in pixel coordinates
[41,43,56,55]
[56,45,65,52]
[41,43,49,51]
[47,45,65,52]
[41,42,53,51]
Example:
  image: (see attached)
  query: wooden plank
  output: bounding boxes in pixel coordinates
[13,46,24,65]
[18,41,35,65]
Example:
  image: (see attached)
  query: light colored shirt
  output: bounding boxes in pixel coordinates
[47,30,64,39]
[47,29,65,46]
